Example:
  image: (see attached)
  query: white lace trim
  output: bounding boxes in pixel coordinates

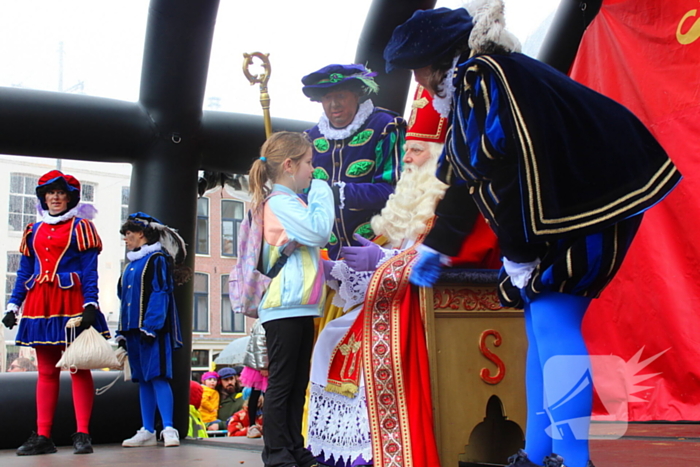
[126,242,162,262]
[317,99,375,140]
[41,206,79,224]
[329,248,402,311]
[432,56,459,118]
[328,279,346,309]
[40,203,97,223]
[330,261,375,312]
[307,381,372,464]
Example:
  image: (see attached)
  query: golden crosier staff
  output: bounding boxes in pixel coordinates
[243,52,272,138]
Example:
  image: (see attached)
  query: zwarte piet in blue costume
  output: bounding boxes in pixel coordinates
[384,2,681,467]
[302,63,405,259]
[3,169,109,456]
[117,212,187,448]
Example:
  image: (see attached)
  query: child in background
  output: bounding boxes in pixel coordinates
[228,393,264,437]
[240,319,268,439]
[247,131,333,467]
[188,380,208,439]
[199,371,220,429]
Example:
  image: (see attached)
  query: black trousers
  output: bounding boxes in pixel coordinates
[248,388,262,426]
[262,316,315,467]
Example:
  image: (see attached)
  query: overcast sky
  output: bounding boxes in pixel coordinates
[0,0,559,124]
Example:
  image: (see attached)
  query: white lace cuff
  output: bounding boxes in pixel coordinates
[330,260,374,312]
[503,257,541,289]
[5,303,19,315]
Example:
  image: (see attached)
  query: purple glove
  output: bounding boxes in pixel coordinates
[322,260,337,281]
[341,234,384,272]
[409,249,443,287]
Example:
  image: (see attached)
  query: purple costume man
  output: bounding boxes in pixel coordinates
[302,64,406,260]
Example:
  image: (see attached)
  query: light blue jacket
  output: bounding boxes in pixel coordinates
[258,180,334,324]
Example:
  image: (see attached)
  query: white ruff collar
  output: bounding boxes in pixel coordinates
[42,206,79,224]
[127,242,162,262]
[432,57,459,118]
[317,99,375,141]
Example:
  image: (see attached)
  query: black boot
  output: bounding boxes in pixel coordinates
[16,432,57,456]
[543,453,565,467]
[72,432,94,454]
[507,449,542,467]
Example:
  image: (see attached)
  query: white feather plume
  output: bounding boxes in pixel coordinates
[148,222,187,264]
[464,0,522,54]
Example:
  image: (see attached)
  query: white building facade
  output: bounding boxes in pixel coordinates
[1,154,251,376]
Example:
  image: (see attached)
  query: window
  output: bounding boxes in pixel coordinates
[5,252,21,304]
[8,173,38,231]
[191,349,209,368]
[221,200,244,257]
[121,186,130,224]
[196,197,209,255]
[81,182,96,204]
[221,274,245,333]
[193,273,209,332]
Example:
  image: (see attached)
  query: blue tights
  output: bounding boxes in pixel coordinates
[523,291,592,467]
[139,377,174,432]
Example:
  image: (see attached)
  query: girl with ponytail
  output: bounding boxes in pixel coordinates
[249,132,334,467]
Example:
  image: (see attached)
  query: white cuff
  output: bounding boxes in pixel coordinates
[83,302,99,309]
[114,335,126,343]
[334,181,346,211]
[140,329,156,337]
[503,257,541,289]
[5,303,19,315]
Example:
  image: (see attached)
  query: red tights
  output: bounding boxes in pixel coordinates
[35,346,94,437]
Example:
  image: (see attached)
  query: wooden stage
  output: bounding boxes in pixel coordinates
[2,423,700,467]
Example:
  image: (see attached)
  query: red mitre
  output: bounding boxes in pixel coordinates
[405,85,447,144]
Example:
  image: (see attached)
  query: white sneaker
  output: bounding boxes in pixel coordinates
[122,428,157,447]
[161,426,180,447]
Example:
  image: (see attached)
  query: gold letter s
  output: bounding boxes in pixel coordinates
[677,8,700,45]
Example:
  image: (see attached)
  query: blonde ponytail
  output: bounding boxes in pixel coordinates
[247,131,312,209]
[248,159,270,210]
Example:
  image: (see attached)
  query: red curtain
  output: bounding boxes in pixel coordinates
[571,0,700,421]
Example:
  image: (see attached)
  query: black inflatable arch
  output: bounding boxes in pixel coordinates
[0,0,602,446]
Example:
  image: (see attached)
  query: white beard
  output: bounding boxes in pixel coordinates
[371,146,448,247]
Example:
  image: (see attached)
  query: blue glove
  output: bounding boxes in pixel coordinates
[341,234,384,272]
[409,250,444,287]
